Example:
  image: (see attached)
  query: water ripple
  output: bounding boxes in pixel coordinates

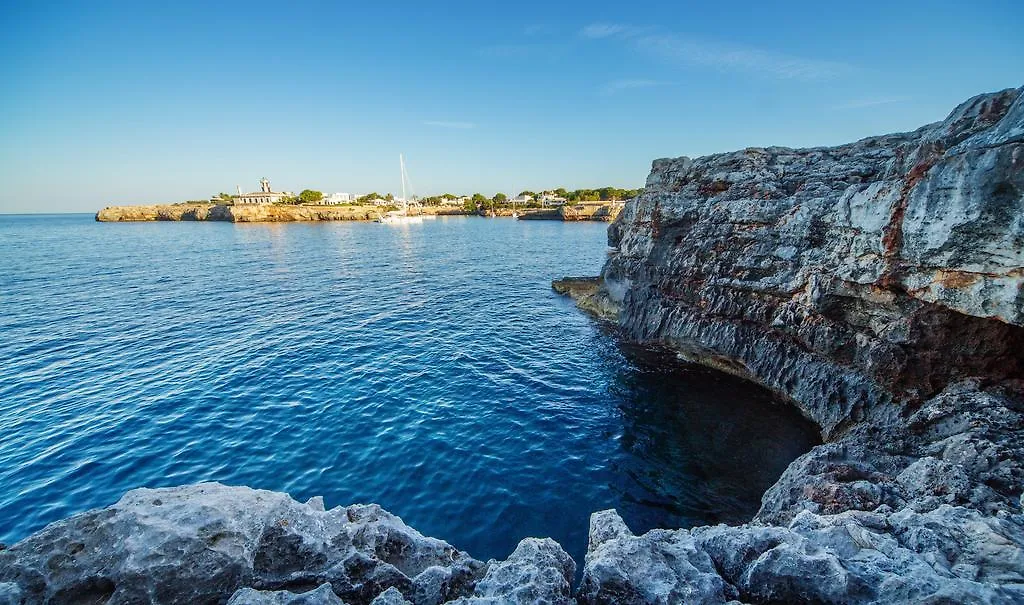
[0,214,819,567]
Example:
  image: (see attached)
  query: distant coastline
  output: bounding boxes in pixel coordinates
[94,202,625,223]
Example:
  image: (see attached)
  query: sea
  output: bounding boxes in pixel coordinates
[0,213,819,566]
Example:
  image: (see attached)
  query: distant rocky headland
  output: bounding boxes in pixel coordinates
[95,185,635,224]
[5,87,1022,604]
[94,202,624,223]
[94,203,464,223]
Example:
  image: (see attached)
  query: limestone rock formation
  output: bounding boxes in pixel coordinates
[0,483,484,605]
[592,87,1024,434]
[562,87,1024,603]
[0,485,581,605]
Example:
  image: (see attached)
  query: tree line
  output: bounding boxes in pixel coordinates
[420,187,643,212]
[213,186,642,208]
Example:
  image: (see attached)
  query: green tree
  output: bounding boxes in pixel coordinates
[492,192,508,205]
[299,189,324,203]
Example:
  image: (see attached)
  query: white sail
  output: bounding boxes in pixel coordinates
[378,153,431,223]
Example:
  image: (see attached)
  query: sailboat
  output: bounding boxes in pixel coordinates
[377,154,430,224]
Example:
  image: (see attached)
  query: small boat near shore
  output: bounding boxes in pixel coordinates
[377,154,426,224]
[377,211,423,224]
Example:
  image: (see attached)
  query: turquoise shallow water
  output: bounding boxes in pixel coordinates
[0,213,819,565]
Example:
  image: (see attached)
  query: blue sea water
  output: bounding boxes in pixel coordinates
[0,213,819,566]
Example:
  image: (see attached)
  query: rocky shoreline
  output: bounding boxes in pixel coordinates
[518,204,623,222]
[4,88,1021,604]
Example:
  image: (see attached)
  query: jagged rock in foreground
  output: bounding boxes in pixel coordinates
[0,483,571,605]
[228,583,347,605]
[560,87,1024,602]
[448,538,575,605]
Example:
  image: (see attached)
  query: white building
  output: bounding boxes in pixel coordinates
[320,192,359,205]
[237,178,290,205]
[539,194,567,207]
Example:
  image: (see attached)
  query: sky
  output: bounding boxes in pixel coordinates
[0,0,1021,213]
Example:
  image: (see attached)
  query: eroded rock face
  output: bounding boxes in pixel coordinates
[0,483,484,605]
[596,87,1024,435]
[568,88,1024,604]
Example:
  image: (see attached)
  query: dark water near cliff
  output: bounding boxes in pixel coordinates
[0,213,819,565]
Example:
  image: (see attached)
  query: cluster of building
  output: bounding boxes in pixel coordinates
[509,193,569,207]
[426,193,569,207]
[228,178,573,208]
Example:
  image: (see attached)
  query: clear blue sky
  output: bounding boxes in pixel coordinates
[1,0,1020,213]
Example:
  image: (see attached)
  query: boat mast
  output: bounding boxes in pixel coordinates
[399,154,408,212]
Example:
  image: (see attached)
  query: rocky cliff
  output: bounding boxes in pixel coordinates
[562,87,1024,603]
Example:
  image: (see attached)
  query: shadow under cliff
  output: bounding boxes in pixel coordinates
[598,334,823,534]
